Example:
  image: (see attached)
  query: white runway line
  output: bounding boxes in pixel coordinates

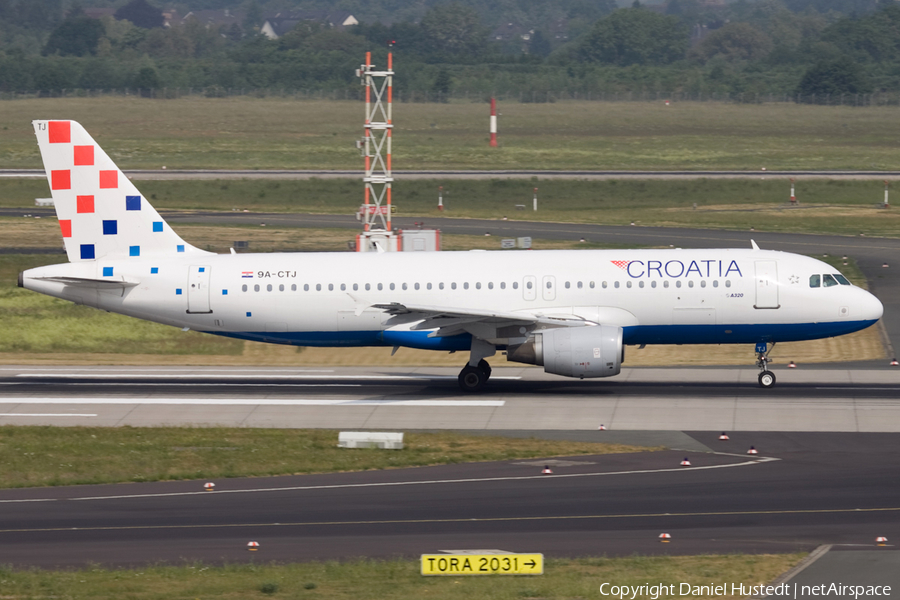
[1,368,336,373]
[0,397,506,407]
[14,374,521,381]
[0,413,97,417]
[1,383,363,388]
[0,457,779,504]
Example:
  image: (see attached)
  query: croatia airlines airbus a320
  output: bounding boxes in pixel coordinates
[19,120,884,391]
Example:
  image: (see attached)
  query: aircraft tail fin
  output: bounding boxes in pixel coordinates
[32,120,207,262]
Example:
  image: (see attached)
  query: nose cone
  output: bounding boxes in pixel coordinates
[860,289,884,322]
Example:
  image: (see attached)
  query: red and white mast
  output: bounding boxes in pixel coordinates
[489,97,498,148]
[359,48,393,233]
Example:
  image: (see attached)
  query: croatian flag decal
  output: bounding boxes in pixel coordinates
[241,271,254,278]
[611,260,631,270]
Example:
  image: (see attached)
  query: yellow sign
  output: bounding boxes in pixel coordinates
[421,553,543,576]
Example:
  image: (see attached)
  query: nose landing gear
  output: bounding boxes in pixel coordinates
[756,342,776,388]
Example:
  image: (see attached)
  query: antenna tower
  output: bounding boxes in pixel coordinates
[359,49,392,234]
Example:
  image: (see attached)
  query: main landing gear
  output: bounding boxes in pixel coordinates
[458,359,492,393]
[458,338,495,393]
[756,342,776,388]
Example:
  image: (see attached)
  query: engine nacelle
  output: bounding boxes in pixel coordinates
[507,325,623,378]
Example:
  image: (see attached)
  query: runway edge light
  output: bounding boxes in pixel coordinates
[718,433,729,440]
[659,533,672,543]
[247,541,259,551]
[747,446,759,455]
[203,482,215,491]
[680,457,691,466]
[876,536,888,546]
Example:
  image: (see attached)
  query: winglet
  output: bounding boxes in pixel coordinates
[751,239,760,250]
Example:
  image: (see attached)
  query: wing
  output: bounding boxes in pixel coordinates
[370,302,588,344]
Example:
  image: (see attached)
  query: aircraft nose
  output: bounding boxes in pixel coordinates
[861,289,884,322]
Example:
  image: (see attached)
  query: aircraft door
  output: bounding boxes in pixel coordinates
[523,276,537,301]
[542,275,556,301]
[187,265,212,314]
[754,260,779,309]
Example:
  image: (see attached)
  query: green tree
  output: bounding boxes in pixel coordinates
[796,57,871,98]
[132,65,160,89]
[420,2,487,57]
[529,30,552,57]
[43,6,105,56]
[115,0,164,29]
[579,8,689,66]
[432,67,452,100]
[694,22,773,62]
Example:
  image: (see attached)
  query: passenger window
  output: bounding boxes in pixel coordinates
[254,284,260,292]
[546,281,552,289]
[464,282,469,290]
[577,281,583,289]
[365,283,370,291]
[440,282,445,290]
[451,282,457,290]
[353,283,358,291]
[500,282,506,289]
[328,284,334,291]
[526,281,533,289]
[565,281,570,289]
[651,281,657,288]
[676,281,682,288]
[291,284,297,291]
[823,274,838,287]
[725,280,731,288]
[700,280,706,288]
[809,274,821,288]
[590,281,595,289]
[476,282,481,290]
[626,281,632,288]
[267,284,273,292]
[602,281,608,289]
[688,281,694,288]
[834,274,850,285]
[304,284,310,291]
[377,283,383,291]
[712,280,718,288]
[488,282,493,289]
[389,283,395,290]
[414,283,420,290]
[663,280,669,288]
[242,284,248,292]
[340,283,346,291]
[513,282,518,290]
[279,284,284,292]
[614,281,620,289]
[638,281,644,288]
[427,283,432,290]
[402,283,407,290]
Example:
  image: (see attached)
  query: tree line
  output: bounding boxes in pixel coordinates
[0,0,896,99]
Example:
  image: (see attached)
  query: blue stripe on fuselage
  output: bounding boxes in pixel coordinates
[206,319,877,349]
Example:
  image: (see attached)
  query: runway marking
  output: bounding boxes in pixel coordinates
[0,413,96,417]
[0,456,776,504]
[14,374,521,381]
[0,398,505,407]
[816,387,900,391]
[1,383,364,388]
[1,505,895,534]
[0,368,335,373]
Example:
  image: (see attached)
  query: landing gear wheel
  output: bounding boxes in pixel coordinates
[758,370,776,388]
[459,365,488,393]
[477,359,492,380]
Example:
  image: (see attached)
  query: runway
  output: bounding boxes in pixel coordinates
[1,366,898,431]
[1,430,898,568]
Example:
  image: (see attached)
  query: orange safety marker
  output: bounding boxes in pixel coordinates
[204,482,215,491]
[247,541,260,551]
[876,536,888,546]
[659,533,672,542]
[747,446,759,455]
[718,433,729,441]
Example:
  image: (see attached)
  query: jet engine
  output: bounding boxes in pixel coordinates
[506,325,623,378]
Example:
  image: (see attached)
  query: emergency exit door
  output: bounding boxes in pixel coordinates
[187,265,212,314]
[754,260,779,309]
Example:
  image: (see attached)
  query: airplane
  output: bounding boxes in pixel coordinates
[19,120,884,392]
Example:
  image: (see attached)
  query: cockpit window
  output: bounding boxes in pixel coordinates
[809,274,820,288]
[834,274,851,286]
[822,274,839,287]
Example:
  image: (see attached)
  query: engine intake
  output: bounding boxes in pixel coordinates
[507,325,623,378]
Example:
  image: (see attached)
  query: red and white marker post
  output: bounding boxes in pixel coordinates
[489,98,498,147]
[438,185,444,211]
[884,180,890,209]
[790,178,796,205]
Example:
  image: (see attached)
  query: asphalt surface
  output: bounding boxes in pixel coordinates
[0,432,897,568]
[5,168,900,180]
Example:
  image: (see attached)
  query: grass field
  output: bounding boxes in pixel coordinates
[0,554,803,600]
[0,427,654,488]
[4,177,899,238]
[3,97,900,171]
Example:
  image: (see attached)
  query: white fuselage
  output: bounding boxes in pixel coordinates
[22,247,884,353]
